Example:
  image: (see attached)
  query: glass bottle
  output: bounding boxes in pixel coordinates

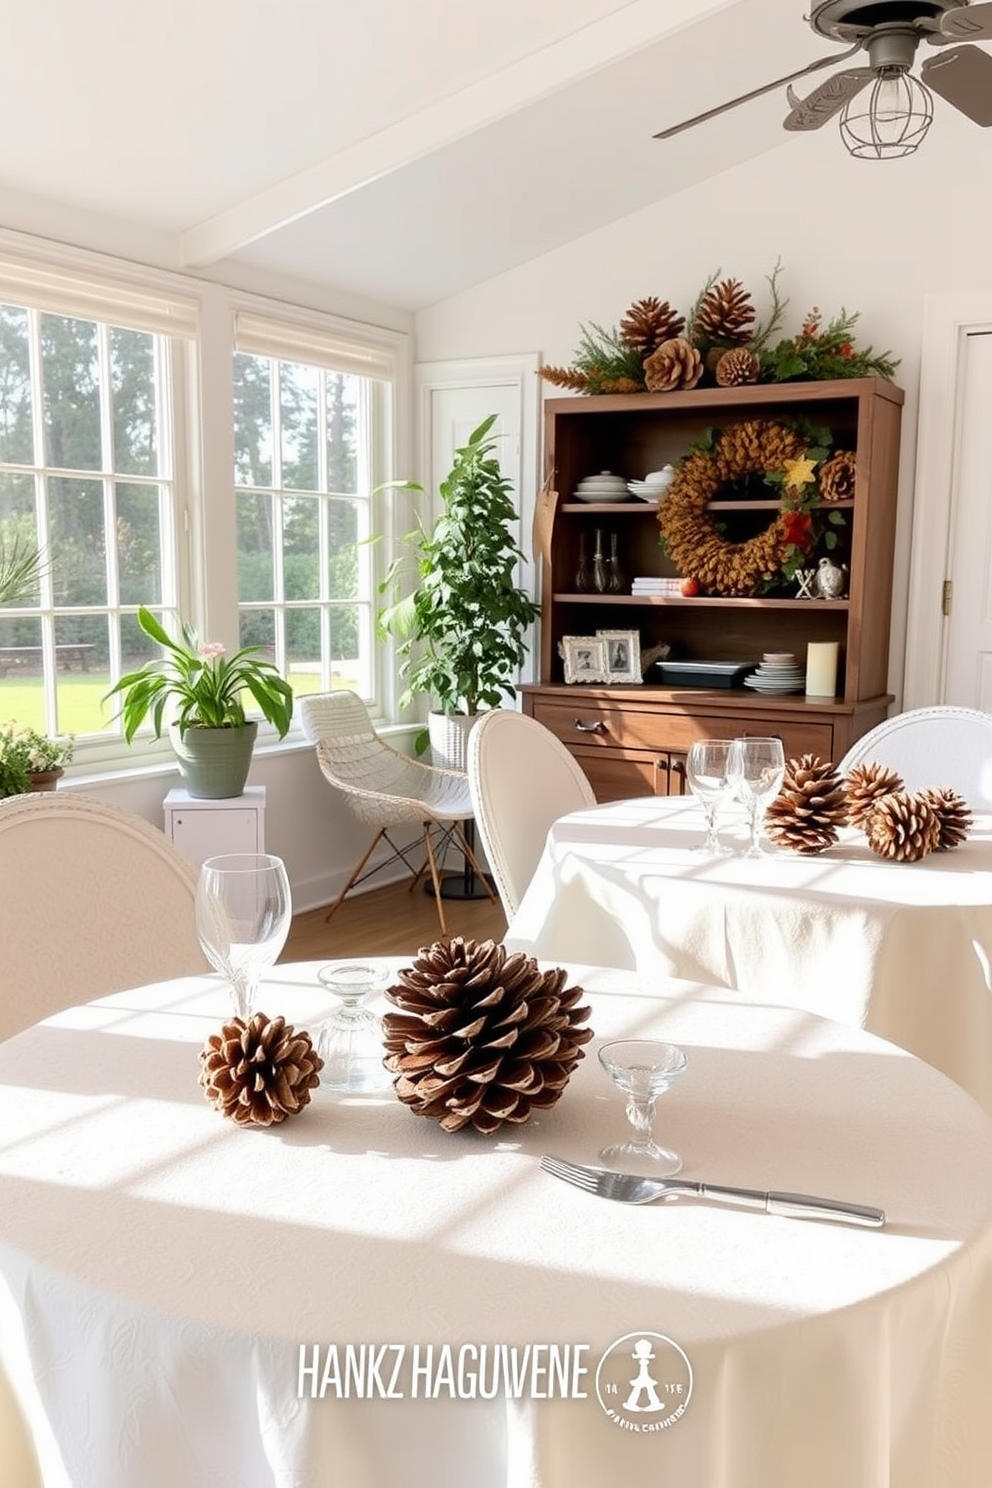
[606,531,625,593]
[592,528,608,593]
[574,531,592,592]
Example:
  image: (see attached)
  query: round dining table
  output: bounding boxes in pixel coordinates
[1,958,992,1487]
[504,793,992,1115]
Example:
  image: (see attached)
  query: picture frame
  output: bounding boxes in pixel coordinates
[598,629,642,685]
[559,635,610,685]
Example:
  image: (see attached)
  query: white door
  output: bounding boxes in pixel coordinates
[415,355,541,685]
[942,332,992,707]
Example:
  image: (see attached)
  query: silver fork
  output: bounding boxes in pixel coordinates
[540,1154,885,1228]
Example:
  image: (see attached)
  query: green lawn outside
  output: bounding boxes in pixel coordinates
[0,666,357,737]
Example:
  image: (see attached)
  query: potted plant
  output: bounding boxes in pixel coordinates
[0,723,75,797]
[378,414,540,765]
[103,606,293,798]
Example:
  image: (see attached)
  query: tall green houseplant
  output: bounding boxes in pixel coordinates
[379,414,540,753]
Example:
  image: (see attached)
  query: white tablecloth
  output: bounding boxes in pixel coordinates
[2,960,992,1487]
[504,795,992,1114]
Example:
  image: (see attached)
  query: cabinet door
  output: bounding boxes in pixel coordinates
[168,808,261,869]
[571,746,665,802]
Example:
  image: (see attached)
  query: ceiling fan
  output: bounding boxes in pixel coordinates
[654,1,992,157]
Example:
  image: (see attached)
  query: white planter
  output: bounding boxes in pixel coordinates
[427,711,481,772]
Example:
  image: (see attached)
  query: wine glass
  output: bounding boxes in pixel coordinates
[316,963,392,1093]
[685,739,737,854]
[195,853,292,1021]
[728,737,786,858]
[598,1040,688,1177]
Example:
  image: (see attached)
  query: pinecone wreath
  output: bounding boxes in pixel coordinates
[864,791,941,863]
[693,277,755,348]
[714,347,761,386]
[619,297,685,357]
[643,337,704,392]
[844,761,905,830]
[765,754,848,854]
[382,937,593,1135]
[920,787,973,849]
[199,1013,323,1126]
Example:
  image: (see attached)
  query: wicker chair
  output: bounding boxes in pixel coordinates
[299,692,496,934]
[0,792,207,1042]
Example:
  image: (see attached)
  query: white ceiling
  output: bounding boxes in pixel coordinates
[0,0,919,311]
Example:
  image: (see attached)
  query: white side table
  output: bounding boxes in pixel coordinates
[163,786,266,870]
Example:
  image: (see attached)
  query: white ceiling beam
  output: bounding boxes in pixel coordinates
[180,0,740,268]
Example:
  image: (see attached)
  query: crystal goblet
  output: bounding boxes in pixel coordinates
[195,853,292,1021]
[598,1039,688,1177]
[316,963,393,1093]
[728,736,786,858]
[685,738,737,854]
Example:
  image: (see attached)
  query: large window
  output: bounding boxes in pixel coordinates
[232,312,395,706]
[0,298,180,752]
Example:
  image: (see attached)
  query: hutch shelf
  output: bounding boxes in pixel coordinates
[519,377,904,801]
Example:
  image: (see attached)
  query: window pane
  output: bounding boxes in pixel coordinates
[327,499,359,600]
[0,305,34,465]
[111,327,157,476]
[284,494,319,600]
[240,606,275,654]
[233,353,272,486]
[54,613,108,736]
[326,374,358,494]
[0,472,41,608]
[286,606,320,684]
[331,604,366,693]
[237,492,274,602]
[116,482,162,604]
[48,476,107,605]
[0,615,44,727]
[280,361,318,491]
[42,314,102,471]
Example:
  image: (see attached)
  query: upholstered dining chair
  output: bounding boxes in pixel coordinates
[838,705,992,807]
[0,792,207,1042]
[467,708,597,921]
[299,691,497,935]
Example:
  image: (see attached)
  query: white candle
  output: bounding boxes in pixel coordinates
[805,641,840,698]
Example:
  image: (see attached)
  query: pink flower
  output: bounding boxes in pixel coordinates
[198,642,226,660]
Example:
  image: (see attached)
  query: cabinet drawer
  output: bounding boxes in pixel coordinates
[533,699,835,760]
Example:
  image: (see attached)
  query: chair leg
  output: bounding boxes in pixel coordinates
[421,825,450,937]
[450,822,500,908]
[323,829,389,923]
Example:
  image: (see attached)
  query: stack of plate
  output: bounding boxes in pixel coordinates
[743,651,805,695]
[572,470,630,503]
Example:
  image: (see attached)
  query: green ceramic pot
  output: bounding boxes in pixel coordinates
[168,721,258,799]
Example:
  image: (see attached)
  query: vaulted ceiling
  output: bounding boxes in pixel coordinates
[0,0,943,310]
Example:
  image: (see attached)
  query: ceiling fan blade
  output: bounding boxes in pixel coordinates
[653,43,861,139]
[922,44,992,123]
[936,2,992,41]
[783,68,874,130]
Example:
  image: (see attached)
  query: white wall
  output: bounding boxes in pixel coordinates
[415,115,992,703]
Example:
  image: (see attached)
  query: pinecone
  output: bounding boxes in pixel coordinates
[765,754,848,854]
[920,787,973,849]
[643,337,704,392]
[619,297,686,356]
[819,450,857,503]
[382,937,593,1135]
[714,347,761,386]
[199,1013,323,1126]
[844,761,905,829]
[864,791,941,863]
[693,277,755,347]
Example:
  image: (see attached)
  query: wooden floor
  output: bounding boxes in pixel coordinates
[281,871,508,963]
